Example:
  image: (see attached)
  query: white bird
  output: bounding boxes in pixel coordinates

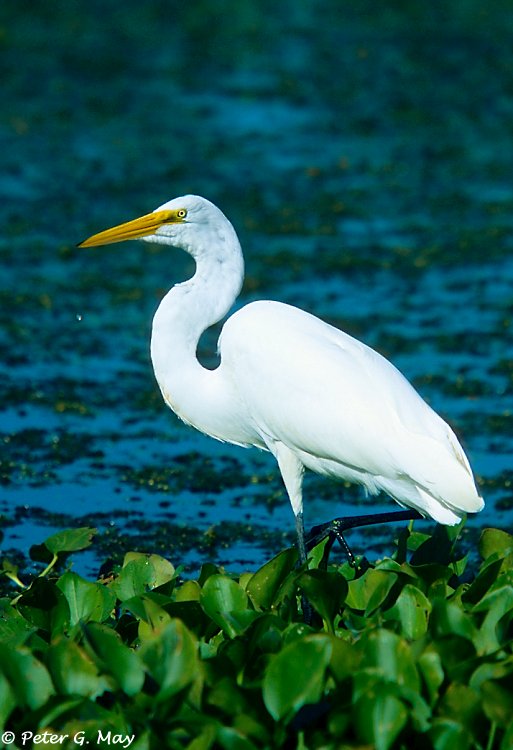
[79,195,484,562]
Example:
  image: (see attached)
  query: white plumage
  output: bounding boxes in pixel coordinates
[79,194,484,559]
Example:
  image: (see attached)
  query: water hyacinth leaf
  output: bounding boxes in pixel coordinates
[358,629,420,692]
[472,585,513,654]
[479,528,513,561]
[56,571,115,627]
[216,726,259,750]
[198,562,220,586]
[438,683,481,734]
[297,569,347,629]
[175,579,201,602]
[462,558,504,605]
[469,658,513,690]
[246,547,297,610]
[1,558,24,588]
[346,569,397,614]
[479,676,513,727]
[328,634,360,682]
[187,725,217,750]
[306,535,333,569]
[122,594,172,636]
[430,598,477,642]
[375,558,418,579]
[409,525,456,566]
[0,644,54,709]
[263,635,332,721]
[139,618,199,699]
[82,622,145,695]
[44,527,97,554]
[110,554,174,601]
[417,649,445,705]
[16,576,69,634]
[501,723,513,750]
[0,606,36,647]
[47,638,106,697]
[0,671,16,729]
[354,683,408,750]
[207,675,249,717]
[201,574,258,637]
[429,719,472,750]
[385,583,431,640]
[124,551,175,587]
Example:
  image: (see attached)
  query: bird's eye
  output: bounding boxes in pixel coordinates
[177,209,187,219]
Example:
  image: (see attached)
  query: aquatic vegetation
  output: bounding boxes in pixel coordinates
[0,525,512,749]
[1,0,512,597]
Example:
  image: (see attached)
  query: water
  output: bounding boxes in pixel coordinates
[1,1,512,577]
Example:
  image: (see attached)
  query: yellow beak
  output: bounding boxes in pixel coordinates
[78,209,185,248]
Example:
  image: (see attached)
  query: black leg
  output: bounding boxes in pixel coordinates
[295,511,314,623]
[306,508,423,565]
[295,511,308,565]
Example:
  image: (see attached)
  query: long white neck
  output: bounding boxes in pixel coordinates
[149,223,244,439]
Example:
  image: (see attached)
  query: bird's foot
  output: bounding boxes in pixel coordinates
[306,521,357,567]
[306,509,423,567]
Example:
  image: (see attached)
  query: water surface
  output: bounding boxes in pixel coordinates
[1,2,512,576]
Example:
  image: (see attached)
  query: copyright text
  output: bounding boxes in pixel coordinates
[1,731,135,747]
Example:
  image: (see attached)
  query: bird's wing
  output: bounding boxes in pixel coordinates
[219,301,480,513]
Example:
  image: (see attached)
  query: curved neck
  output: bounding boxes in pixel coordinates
[150,232,244,438]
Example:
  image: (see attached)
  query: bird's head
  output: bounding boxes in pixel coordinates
[78,195,230,254]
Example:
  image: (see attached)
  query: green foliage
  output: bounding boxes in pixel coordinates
[1,525,513,749]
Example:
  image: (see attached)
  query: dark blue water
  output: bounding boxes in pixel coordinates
[1,2,512,576]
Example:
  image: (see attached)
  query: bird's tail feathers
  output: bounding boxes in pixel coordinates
[385,431,484,525]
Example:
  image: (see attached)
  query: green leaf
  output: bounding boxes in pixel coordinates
[462,558,504,605]
[139,618,199,700]
[501,722,513,750]
[47,637,106,697]
[83,622,145,695]
[418,649,445,705]
[16,577,70,635]
[216,726,258,750]
[246,547,297,610]
[110,553,175,601]
[480,677,513,727]
[354,683,408,750]
[0,670,16,730]
[375,558,418,579]
[429,719,472,750]
[175,579,201,602]
[358,629,420,693]
[346,569,397,615]
[297,569,347,630]
[1,559,25,588]
[0,644,54,709]
[430,598,477,642]
[200,574,258,637]
[207,676,249,716]
[122,594,172,636]
[385,583,431,639]
[472,585,513,654]
[44,527,97,554]
[263,634,332,721]
[479,528,513,561]
[469,657,513,690]
[328,634,361,682]
[0,605,37,646]
[437,683,481,735]
[56,572,115,627]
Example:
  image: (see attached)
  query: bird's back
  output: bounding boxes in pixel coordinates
[219,300,483,523]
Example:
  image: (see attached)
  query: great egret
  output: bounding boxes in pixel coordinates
[79,195,484,562]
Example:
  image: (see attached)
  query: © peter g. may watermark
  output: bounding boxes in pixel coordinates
[1,731,135,747]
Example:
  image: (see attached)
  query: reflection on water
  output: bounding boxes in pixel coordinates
[1,2,512,575]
